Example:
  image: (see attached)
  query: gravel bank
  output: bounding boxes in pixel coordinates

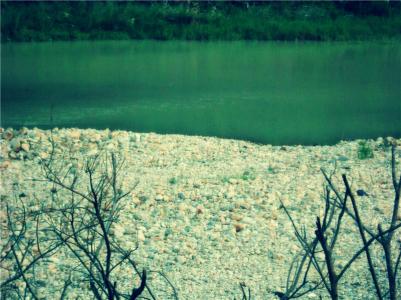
[1,127,400,299]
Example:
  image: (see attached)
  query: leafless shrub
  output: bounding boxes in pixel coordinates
[40,150,150,299]
[0,187,62,298]
[234,282,251,300]
[2,134,178,299]
[276,144,401,299]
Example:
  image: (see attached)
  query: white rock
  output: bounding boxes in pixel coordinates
[20,143,30,152]
[19,127,28,135]
[132,195,141,205]
[8,151,17,159]
[138,230,145,242]
[0,160,10,169]
[2,129,14,141]
[69,130,81,140]
[105,142,117,151]
[9,138,21,151]
[132,133,141,143]
[234,223,246,232]
[39,152,49,159]
[89,133,102,143]
[178,203,187,213]
[231,214,243,221]
[177,255,187,264]
[87,149,99,157]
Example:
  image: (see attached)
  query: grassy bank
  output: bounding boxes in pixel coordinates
[1,1,401,42]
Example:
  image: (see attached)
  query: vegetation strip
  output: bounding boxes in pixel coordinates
[2,1,401,42]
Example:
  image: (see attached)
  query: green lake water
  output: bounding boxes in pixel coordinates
[1,40,400,145]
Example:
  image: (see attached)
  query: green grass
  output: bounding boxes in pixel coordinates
[169,177,178,185]
[266,166,277,174]
[357,141,374,160]
[241,169,256,181]
[221,169,257,183]
[221,176,231,184]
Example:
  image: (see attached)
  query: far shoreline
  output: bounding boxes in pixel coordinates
[1,126,400,148]
[3,38,401,45]
[2,2,400,43]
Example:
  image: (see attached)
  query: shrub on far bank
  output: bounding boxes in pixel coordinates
[358,141,374,160]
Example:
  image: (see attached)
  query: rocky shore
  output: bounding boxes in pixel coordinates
[1,127,400,299]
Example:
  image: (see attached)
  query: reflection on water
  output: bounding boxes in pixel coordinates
[2,40,400,145]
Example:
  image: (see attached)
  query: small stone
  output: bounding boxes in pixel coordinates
[89,133,101,143]
[231,214,243,221]
[105,143,116,151]
[47,263,58,274]
[220,204,235,212]
[19,127,28,135]
[225,191,236,199]
[0,161,10,169]
[228,178,238,184]
[178,203,187,213]
[20,143,30,152]
[69,130,81,140]
[8,151,18,159]
[235,200,250,210]
[132,195,141,205]
[0,269,10,282]
[177,255,187,264]
[242,216,255,224]
[2,129,13,141]
[219,215,228,225]
[163,195,172,202]
[39,152,49,159]
[29,131,42,141]
[112,131,130,145]
[87,149,99,157]
[291,244,300,253]
[196,205,204,214]
[9,138,21,151]
[131,133,141,143]
[234,223,245,232]
[155,194,164,201]
[111,131,122,139]
[138,230,145,242]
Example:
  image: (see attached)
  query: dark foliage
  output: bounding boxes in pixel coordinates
[1,1,400,42]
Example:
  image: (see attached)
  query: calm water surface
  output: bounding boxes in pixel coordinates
[1,41,400,145]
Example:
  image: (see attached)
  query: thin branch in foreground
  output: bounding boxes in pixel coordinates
[342,175,383,300]
[277,144,401,299]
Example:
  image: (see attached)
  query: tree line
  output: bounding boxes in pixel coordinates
[1,1,401,42]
